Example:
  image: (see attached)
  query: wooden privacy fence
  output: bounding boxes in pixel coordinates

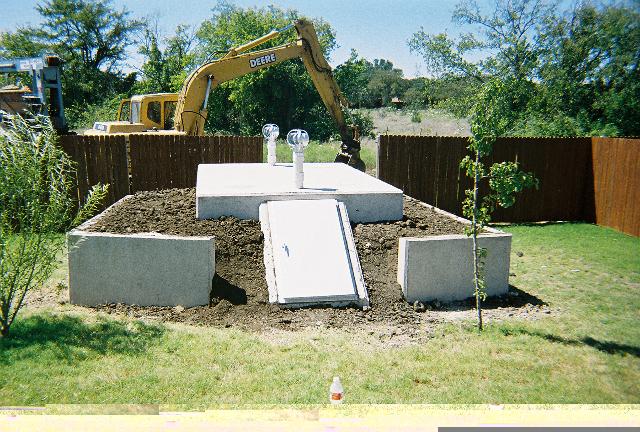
[59,134,263,209]
[59,134,129,210]
[590,137,640,237]
[128,134,262,192]
[378,135,640,237]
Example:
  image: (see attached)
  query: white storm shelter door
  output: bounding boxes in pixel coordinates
[267,199,358,304]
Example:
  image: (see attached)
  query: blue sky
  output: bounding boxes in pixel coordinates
[1,0,476,77]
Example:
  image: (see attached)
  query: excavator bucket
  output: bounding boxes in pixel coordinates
[335,150,366,172]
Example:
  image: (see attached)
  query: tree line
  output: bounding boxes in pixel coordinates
[1,0,638,137]
[409,0,640,137]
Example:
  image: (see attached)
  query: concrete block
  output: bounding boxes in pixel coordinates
[196,163,403,223]
[68,230,215,307]
[397,232,511,303]
[396,197,512,303]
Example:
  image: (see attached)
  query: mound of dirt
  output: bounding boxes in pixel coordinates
[82,188,549,341]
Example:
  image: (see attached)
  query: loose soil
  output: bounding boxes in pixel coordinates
[76,188,550,344]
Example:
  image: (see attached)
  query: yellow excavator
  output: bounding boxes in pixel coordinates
[87,19,364,170]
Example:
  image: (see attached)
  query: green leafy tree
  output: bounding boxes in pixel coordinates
[409,0,639,137]
[366,60,409,107]
[196,2,343,140]
[136,24,197,94]
[402,78,428,109]
[335,53,412,109]
[420,75,478,114]
[534,3,640,136]
[0,114,107,337]
[460,80,538,330]
[0,0,143,127]
[334,50,373,108]
[409,0,549,120]
[409,0,550,81]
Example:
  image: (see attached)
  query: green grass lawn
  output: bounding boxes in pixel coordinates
[0,223,638,405]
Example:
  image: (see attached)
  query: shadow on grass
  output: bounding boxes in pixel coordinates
[438,285,547,311]
[500,327,640,358]
[492,221,589,228]
[0,313,164,364]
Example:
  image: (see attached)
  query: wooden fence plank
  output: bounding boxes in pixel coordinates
[202,135,213,165]
[99,136,111,204]
[172,135,181,188]
[625,140,640,236]
[60,136,80,204]
[219,135,228,163]
[178,134,188,188]
[239,135,247,163]
[101,136,115,205]
[376,135,386,180]
[391,135,402,191]
[146,136,156,191]
[592,138,640,236]
[214,135,223,164]
[129,135,142,192]
[254,136,263,162]
[229,135,236,162]
[113,135,129,199]
[105,137,118,202]
[230,135,238,163]
[85,135,99,192]
[441,137,463,214]
[158,135,169,190]
[188,136,201,185]
[245,136,252,162]
[141,135,151,191]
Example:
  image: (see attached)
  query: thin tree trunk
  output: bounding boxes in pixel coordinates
[472,150,483,331]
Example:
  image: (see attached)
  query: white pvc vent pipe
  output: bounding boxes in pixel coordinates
[287,129,309,189]
[262,123,279,166]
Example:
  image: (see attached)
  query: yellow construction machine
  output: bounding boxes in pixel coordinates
[87,19,364,170]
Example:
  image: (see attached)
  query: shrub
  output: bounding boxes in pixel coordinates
[65,95,125,130]
[0,113,107,337]
[350,110,375,139]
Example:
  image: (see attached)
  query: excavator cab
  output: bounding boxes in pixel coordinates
[88,93,179,134]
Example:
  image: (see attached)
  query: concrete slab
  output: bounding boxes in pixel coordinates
[260,199,368,308]
[196,163,403,223]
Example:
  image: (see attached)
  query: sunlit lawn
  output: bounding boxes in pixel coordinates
[0,223,638,405]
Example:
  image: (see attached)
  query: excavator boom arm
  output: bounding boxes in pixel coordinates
[174,19,363,169]
[174,42,304,135]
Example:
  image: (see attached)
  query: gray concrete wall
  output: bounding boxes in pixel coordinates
[68,231,215,307]
[397,233,512,303]
[198,192,402,223]
[196,163,403,223]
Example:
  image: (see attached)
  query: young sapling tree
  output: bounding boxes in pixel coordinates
[460,80,538,331]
